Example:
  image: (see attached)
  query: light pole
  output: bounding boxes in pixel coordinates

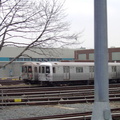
[91,0,112,120]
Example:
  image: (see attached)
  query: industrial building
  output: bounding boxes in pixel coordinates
[74,47,120,62]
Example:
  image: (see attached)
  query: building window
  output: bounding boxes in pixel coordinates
[32,58,37,61]
[89,53,94,60]
[78,54,86,60]
[24,58,30,61]
[112,52,120,61]
[9,58,14,61]
[19,58,24,61]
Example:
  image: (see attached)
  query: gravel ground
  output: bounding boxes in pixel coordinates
[0,103,93,120]
[0,102,119,120]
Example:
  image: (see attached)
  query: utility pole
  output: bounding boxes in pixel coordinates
[91,0,112,120]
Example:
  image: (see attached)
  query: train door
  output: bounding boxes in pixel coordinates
[34,67,38,80]
[89,66,94,80]
[110,66,117,79]
[22,66,28,80]
[40,66,46,81]
[22,66,33,80]
[40,66,51,81]
[28,66,33,80]
[116,66,120,78]
[63,66,70,80]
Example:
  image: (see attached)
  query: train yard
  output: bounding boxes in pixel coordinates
[0,84,120,106]
[0,84,120,119]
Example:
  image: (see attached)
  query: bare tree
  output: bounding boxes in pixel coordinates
[0,0,80,67]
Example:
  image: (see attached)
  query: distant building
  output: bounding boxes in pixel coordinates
[0,47,75,62]
[75,47,120,62]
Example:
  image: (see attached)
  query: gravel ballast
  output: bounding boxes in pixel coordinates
[0,103,92,120]
[0,102,119,120]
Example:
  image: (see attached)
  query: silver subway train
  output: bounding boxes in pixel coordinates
[22,62,120,85]
[22,62,40,84]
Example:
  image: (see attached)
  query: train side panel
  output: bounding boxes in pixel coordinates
[117,66,120,78]
[52,64,94,82]
[108,64,120,83]
[53,66,64,81]
[108,66,116,79]
[69,66,90,81]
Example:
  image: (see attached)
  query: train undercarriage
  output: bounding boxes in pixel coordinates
[23,78,120,86]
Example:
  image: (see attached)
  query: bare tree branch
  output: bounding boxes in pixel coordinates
[0,0,82,68]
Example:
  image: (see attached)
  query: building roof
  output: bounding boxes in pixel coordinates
[0,47,75,58]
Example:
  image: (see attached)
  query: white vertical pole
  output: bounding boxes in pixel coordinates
[91,0,112,120]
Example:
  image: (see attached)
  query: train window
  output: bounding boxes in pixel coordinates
[76,67,83,73]
[22,66,24,72]
[46,66,50,73]
[42,66,45,73]
[22,66,27,73]
[89,66,94,72]
[39,67,41,73]
[34,67,37,73]
[63,66,70,73]
[24,66,27,73]
[28,66,32,73]
[112,66,116,72]
[53,67,56,73]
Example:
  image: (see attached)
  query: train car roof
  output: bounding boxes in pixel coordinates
[22,62,41,66]
[40,62,94,66]
[40,62,120,66]
[108,62,120,66]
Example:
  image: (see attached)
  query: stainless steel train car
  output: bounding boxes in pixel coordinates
[38,62,120,85]
[22,62,40,84]
[22,62,120,85]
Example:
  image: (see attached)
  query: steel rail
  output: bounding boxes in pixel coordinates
[0,87,120,98]
[0,95,120,106]
[8,108,120,120]
[1,92,120,102]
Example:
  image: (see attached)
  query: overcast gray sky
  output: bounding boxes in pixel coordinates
[63,0,120,49]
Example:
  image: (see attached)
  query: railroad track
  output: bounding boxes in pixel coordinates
[0,84,120,120]
[1,83,120,91]
[0,95,120,106]
[0,85,120,106]
[8,108,120,120]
